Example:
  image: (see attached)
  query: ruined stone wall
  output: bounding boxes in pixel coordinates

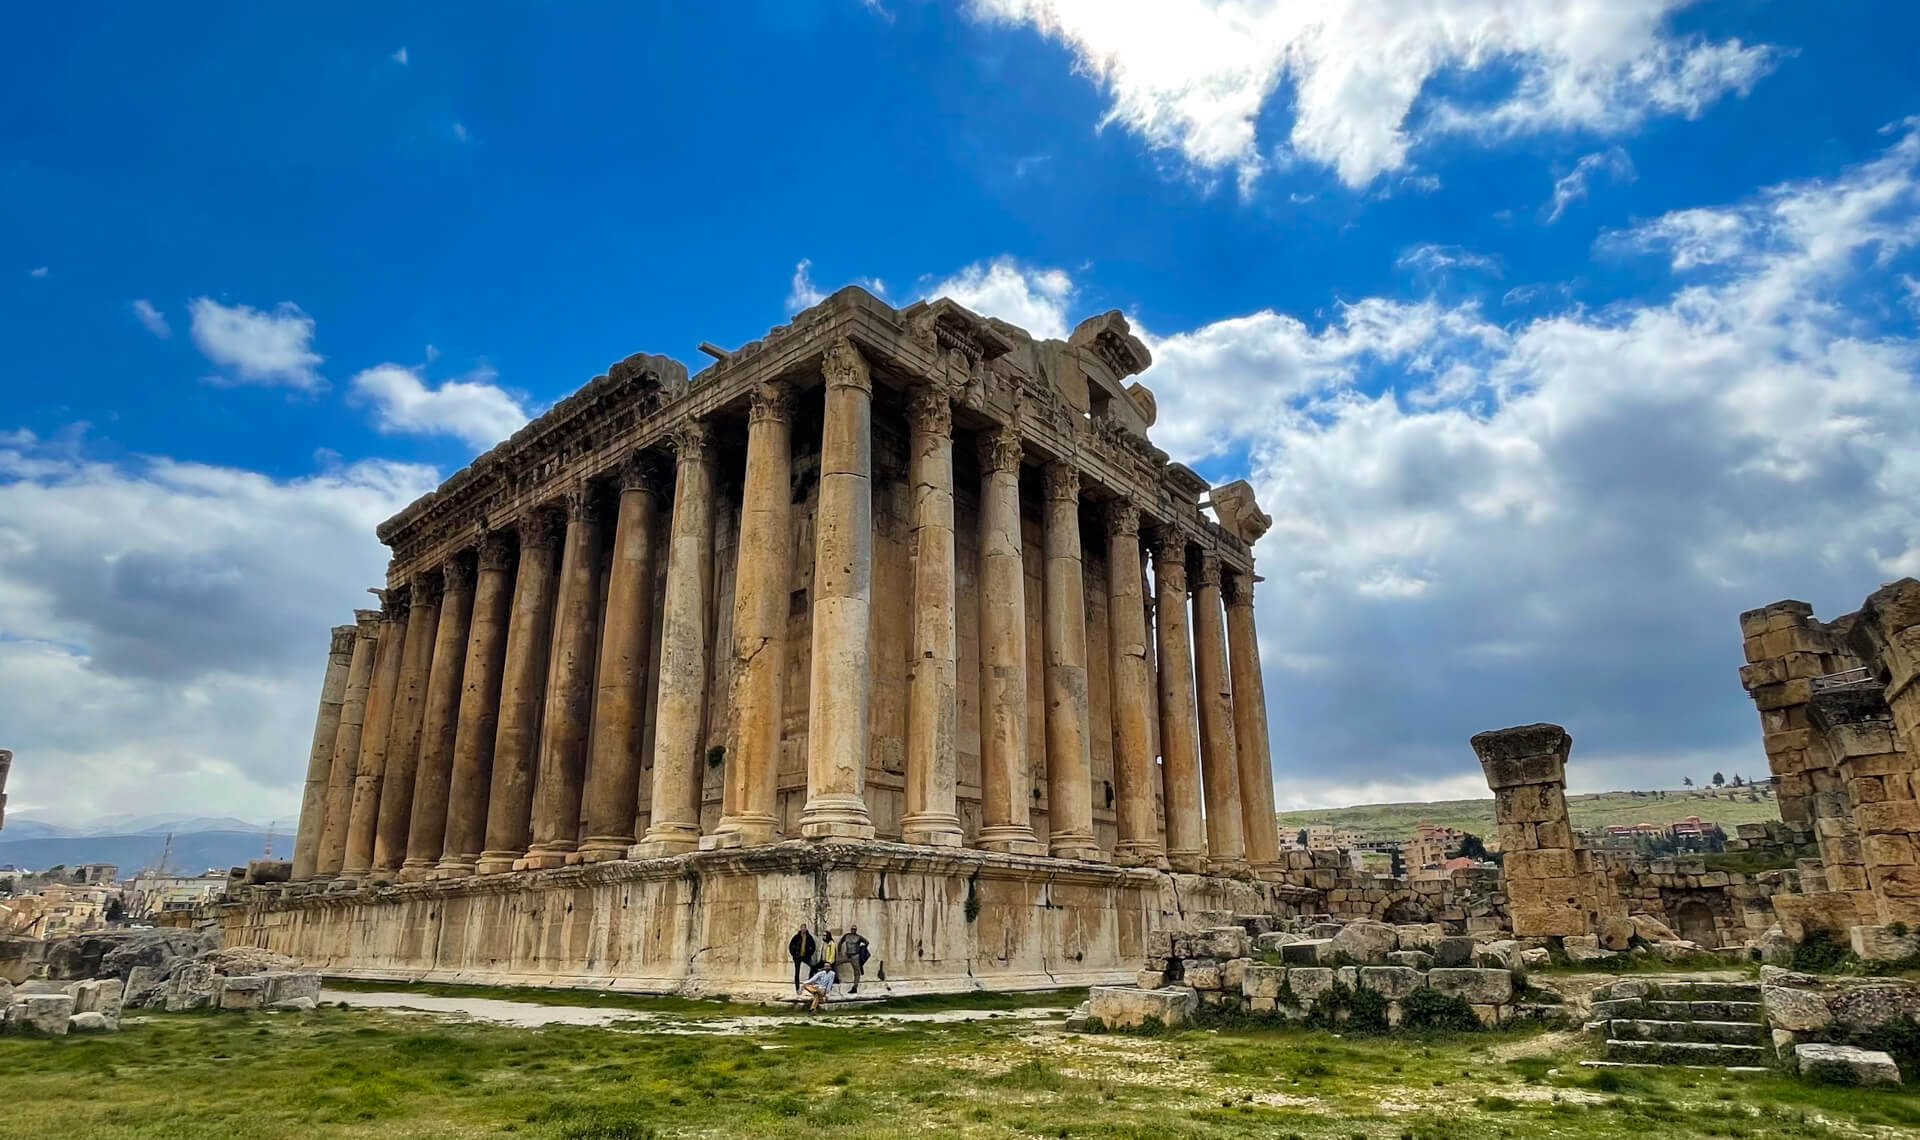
[1474,724,1600,937]
[1601,852,1796,949]
[1737,600,1865,827]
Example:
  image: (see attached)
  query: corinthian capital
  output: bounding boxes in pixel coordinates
[1150,532,1189,591]
[1193,551,1222,590]
[1223,571,1255,608]
[442,553,477,595]
[907,386,953,438]
[412,569,445,607]
[383,585,412,622]
[747,380,796,425]
[1042,461,1080,503]
[616,451,671,496]
[977,423,1023,475]
[1105,497,1141,539]
[329,625,359,656]
[822,337,872,393]
[671,420,712,463]
[478,530,516,573]
[518,508,562,551]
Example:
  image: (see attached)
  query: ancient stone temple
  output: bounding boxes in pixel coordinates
[234,287,1289,998]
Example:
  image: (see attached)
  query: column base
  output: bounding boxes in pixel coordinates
[1113,840,1168,870]
[474,849,525,875]
[630,823,701,858]
[977,825,1045,856]
[1166,849,1208,874]
[1208,856,1252,878]
[799,794,875,841]
[900,812,965,847]
[702,813,780,850]
[1250,861,1286,882]
[1048,832,1108,863]
[395,860,436,883]
[521,845,574,870]
[576,837,634,863]
[429,858,477,880]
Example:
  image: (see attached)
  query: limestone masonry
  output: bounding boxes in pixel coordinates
[238,288,1295,998]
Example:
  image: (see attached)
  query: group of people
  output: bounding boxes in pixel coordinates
[787,924,869,1011]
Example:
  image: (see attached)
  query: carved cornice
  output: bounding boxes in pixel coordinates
[746,380,796,426]
[907,386,953,438]
[1106,498,1141,539]
[442,553,477,595]
[1042,460,1080,503]
[977,423,1024,475]
[477,530,516,573]
[822,337,871,394]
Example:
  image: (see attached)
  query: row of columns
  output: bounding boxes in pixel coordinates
[294,339,1282,881]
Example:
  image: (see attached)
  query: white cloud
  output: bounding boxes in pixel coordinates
[1395,243,1502,277]
[28,266,47,278]
[349,362,531,450]
[0,429,437,823]
[965,0,1775,189]
[188,298,325,391]
[392,46,409,65]
[453,122,469,142]
[925,256,1075,339]
[1546,146,1636,222]
[131,299,171,338]
[785,259,888,314]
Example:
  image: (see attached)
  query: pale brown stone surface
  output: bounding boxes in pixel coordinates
[400,557,474,880]
[437,532,514,877]
[901,387,963,847]
[339,597,409,879]
[478,511,562,874]
[315,612,380,878]
[1225,574,1283,878]
[1192,553,1247,876]
[1105,500,1161,867]
[292,623,358,881]
[525,491,607,869]
[976,423,1043,855]
[1473,722,1594,936]
[634,423,716,856]
[373,574,441,873]
[1041,461,1102,862]
[1152,534,1206,873]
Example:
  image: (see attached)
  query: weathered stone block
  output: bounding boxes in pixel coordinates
[165,962,217,1012]
[1221,957,1250,992]
[1387,950,1434,969]
[264,971,322,1007]
[1202,926,1252,960]
[1797,1043,1901,1085]
[73,977,124,1018]
[1428,967,1513,1005]
[217,974,269,1010]
[13,994,74,1035]
[124,965,165,1010]
[1629,913,1679,942]
[1242,965,1285,1000]
[1136,969,1167,990]
[1328,920,1398,965]
[69,1010,117,1033]
[1358,966,1423,999]
[1185,965,1222,991]
[1281,939,1329,965]
[1088,986,1197,1029]
[1288,967,1335,1004]
[1432,937,1476,967]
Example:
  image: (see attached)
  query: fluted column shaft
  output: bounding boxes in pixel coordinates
[801,339,877,840]
[579,461,665,861]
[1226,573,1283,878]
[399,557,475,880]
[1192,552,1247,875]
[525,492,607,868]
[315,611,380,878]
[1106,502,1162,867]
[634,423,717,856]
[1041,461,1102,862]
[1152,536,1206,872]
[711,383,796,848]
[477,511,562,874]
[977,423,1044,855]
[373,576,441,873]
[292,623,357,880]
[901,388,963,847]
[340,596,409,878]
[436,533,515,876]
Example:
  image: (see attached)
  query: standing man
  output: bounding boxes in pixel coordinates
[787,924,817,993]
[834,926,870,994]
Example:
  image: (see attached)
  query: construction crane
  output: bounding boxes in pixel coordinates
[262,821,276,860]
[141,832,176,879]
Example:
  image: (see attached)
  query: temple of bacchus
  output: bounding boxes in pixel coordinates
[229,287,1297,998]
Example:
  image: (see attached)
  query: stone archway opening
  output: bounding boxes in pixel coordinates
[1674,899,1717,947]
[1381,896,1431,925]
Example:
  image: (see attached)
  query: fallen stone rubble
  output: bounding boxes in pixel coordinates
[1,939,322,1036]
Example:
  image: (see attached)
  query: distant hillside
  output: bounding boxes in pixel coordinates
[1275,786,1782,843]
[0,830,271,875]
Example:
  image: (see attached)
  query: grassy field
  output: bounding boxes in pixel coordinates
[1277,786,1783,843]
[2,993,1916,1139]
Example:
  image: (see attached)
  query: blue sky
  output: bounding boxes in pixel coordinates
[4,0,1920,826]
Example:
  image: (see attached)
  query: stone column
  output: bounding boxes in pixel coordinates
[1105,500,1161,867]
[340,592,409,879]
[1474,722,1594,936]
[976,423,1043,855]
[477,510,562,874]
[1192,552,1247,875]
[524,490,607,869]
[1151,534,1206,873]
[710,382,796,849]
[292,623,358,881]
[901,387,963,847]
[1040,461,1102,862]
[1225,572,1283,879]
[633,423,717,856]
[1811,690,1915,926]
[373,572,441,873]
[436,532,515,877]
[399,554,475,881]
[315,611,379,879]
[801,338,878,841]
[1849,578,1920,925]
[578,458,666,861]
[1738,600,1860,826]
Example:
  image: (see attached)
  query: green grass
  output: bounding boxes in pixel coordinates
[3,997,1917,1139]
[1276,786,1782,843]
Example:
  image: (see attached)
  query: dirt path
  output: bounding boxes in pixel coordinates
[320,988,1069,1032]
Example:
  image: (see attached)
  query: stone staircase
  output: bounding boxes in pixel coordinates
[1584,978,1772,1070]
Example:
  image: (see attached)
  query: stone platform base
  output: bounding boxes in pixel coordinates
[219,841,1304,1003]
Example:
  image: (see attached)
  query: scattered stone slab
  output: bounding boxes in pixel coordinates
[1087,986,1197,1030]
[1796,1043,1901,1085]
[12,994,74,1035]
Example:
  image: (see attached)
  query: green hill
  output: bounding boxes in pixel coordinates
[1275,785,1781,843]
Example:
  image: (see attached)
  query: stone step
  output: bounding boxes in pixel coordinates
[1680,982,1761,1002]
[1607,1019,1769,1046]
[1603,1039,1769,1067]
[1580,1061,1772,1074]
[1590,998,1764,1023]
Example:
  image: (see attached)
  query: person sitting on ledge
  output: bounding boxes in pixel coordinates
[800,963,837,1012]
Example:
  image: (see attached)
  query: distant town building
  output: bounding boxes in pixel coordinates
[1409,823,1465,870]
[126,870,228,919]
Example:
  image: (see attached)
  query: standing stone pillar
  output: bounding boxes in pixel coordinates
[1849,578,1920,925]
[477,510,562,874]
[292,623,358,880]
[1105,500,1162,867]
[1192,552,1247,876]
[976,423,1043,855]
[711,383,796,848]
[1225,572,1283,879]
[341,592,410,879]
[373,572,441,873]
[633,423,717,856]
[578,458,666,861]
[525,490,608,869]
[1041,461,1103,862]
[900,387,963,847]
[1151,534,1206,873]
[399,555,475,880]
[1474,723,1595,936]
[801,338,878,841]
[316,610,380,878]
[1811,690,1915,926]
[436,532,515,877]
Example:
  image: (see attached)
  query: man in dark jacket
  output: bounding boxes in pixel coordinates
[787,925,817,992]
